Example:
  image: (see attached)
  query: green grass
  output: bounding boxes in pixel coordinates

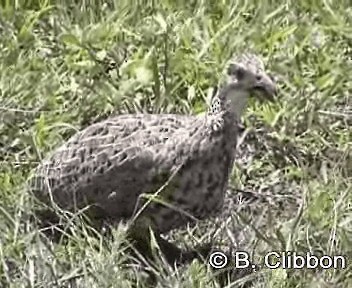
[0,0,351,287]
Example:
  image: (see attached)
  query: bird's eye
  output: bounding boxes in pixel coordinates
[255,74,262,81]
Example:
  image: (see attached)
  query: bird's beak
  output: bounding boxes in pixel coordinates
[253,74,277,102]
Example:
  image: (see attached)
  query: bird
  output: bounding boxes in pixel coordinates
[28,52,276,264]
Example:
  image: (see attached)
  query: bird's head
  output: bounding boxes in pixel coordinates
[226,53,276,101]
[214,53,277,120]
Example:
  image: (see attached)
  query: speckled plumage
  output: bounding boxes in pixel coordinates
[29,53,276,237]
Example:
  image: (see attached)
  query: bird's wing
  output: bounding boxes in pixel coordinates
[29,113,202,215]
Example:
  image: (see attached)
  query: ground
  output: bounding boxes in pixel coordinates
[0,0,351,287]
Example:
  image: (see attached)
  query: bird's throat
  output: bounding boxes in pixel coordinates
[215,82,250,124]
[226,88,249,121]
[206,83,250,132]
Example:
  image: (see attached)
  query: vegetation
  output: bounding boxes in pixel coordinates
[0,0,351,287]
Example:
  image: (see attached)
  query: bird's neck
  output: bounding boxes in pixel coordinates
[209,82,250,124]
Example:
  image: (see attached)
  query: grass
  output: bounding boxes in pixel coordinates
[0,0,351,287]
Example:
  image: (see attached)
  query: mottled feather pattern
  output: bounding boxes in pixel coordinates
[30,110,238,231]
[29,53,276,234]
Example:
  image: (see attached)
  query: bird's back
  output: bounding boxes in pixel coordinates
[28,115,189,209]
[28,111,238,233]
